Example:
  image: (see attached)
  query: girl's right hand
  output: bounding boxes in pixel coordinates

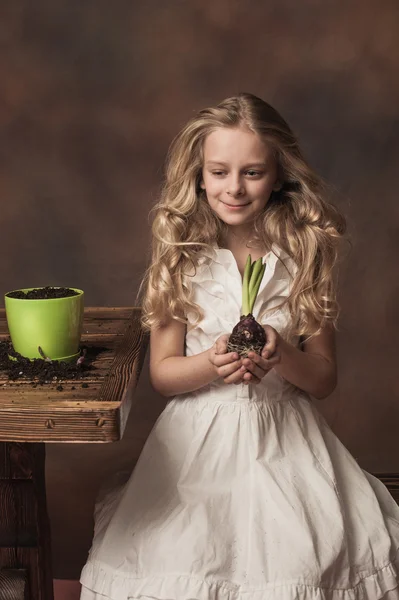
[208,334,244,385]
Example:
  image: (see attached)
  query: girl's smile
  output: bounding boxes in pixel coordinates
[222,201,251,210]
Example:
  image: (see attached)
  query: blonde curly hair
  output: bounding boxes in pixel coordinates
[140,93,346,337]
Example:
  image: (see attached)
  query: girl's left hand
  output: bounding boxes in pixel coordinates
[241,325,281,384]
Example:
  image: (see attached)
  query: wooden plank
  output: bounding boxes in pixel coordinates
[0,443,52,600]
[0,444,35,480]
[0,569,28,600]
[0,397,122,410]
[81,318,132,335]
[0,408,121,443]
[99,311,147,402]
[98,311,148,437]
[33,444,53,600]
[78,307,135,320]
[0,481,37,546]
[0,383,102,407]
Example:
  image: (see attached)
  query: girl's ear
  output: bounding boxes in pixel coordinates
[199,180,206,190]
[273,181,282,192]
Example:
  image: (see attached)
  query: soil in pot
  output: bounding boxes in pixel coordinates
[6,287,79,300]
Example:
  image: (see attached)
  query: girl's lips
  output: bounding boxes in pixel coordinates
[222,201,250,210]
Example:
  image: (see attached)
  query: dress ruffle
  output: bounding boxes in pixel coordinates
[80,552,399,600]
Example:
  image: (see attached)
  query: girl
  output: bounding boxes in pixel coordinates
[80,93,399,599]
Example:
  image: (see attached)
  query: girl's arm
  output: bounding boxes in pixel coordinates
[242,324,337,400]
[150,319,245,397]
[273,324,337,400]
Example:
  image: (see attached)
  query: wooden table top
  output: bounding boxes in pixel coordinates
[0,307,148,443]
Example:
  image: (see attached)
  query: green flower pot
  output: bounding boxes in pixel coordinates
[4,288,84,362]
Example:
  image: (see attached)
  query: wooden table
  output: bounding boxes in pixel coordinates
[0,307,148,600]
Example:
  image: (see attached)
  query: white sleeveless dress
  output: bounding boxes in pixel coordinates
[80,246,399,600]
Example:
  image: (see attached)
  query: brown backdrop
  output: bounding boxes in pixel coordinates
[1,0,398,580]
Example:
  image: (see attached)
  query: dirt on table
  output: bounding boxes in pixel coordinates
[6,287,79,300]
[0,340,105,388]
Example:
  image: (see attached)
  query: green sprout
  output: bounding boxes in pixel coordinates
[242,255,266,316]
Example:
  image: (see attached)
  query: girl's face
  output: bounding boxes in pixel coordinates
[200,126,280,237]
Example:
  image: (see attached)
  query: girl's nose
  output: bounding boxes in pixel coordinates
[226,175,244,197]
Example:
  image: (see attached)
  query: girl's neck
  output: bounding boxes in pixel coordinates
[221,227,264,254]
[220,228,268,275]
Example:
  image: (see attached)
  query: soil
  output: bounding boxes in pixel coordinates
[0,340,105,387]
[6,287,79,300]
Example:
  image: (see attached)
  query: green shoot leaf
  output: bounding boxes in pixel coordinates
[249,257,263,294]
[249,263,266,314]
[242,254,252,315]
[242,255,266,316]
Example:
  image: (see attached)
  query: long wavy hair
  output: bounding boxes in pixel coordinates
[140,93,346,337]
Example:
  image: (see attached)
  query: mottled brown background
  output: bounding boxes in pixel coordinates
[1,0,398,580]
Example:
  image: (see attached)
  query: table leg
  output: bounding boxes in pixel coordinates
[0,442,54,600]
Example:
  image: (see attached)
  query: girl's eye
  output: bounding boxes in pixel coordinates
[245,170,262,177]
[211,171,225,177]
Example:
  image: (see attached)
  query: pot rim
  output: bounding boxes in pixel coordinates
[4,287,84,301]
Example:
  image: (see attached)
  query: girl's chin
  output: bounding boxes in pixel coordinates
[210,204,264,227]
[216,207,256,224]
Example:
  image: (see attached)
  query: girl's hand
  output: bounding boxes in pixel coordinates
[208,334,245,385]
[241,325,281,384]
